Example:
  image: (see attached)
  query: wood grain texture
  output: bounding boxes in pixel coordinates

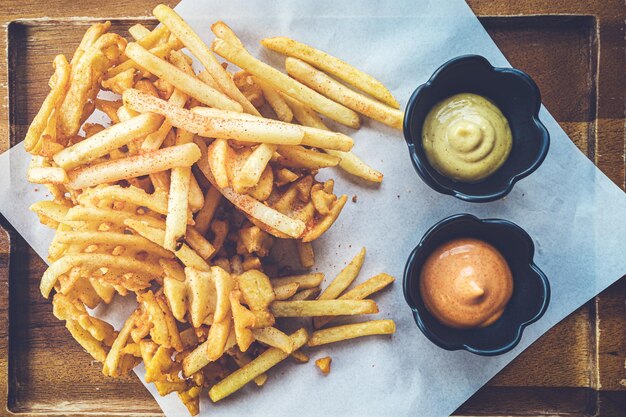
[1,1,625,416]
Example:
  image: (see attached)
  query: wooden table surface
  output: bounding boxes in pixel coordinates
[1,1,624,416]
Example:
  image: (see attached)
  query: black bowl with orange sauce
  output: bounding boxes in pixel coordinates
[403,214,550,356]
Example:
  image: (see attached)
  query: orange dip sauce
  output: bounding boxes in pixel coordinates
[420,238,513,329]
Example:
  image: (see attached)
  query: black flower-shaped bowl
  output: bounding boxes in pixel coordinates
[403,214,550,356]
[403,55,550,202]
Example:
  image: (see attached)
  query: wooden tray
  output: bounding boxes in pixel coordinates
[1,1,625,416]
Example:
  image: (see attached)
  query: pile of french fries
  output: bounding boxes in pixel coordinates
[24,4,400,415]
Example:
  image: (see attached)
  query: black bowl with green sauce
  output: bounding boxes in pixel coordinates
[403,55,550,203]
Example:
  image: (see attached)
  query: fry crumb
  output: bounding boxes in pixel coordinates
[352,195,357,203]
[315,356,331,375]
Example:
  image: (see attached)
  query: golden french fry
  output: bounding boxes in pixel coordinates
[270,299,378,317]
[301,195,348,242]
[54,113,162,170]
[261,37,399,108]
[71,22,111,64]
[211,266,234,323]
[105,37,183,80]
[207,139,230,188]
[128,23,152,41]
[291,350,309,363]
[24,55,71,153]
[252,327,294,353]
[229,350,268,386]
[185,226,216,260]
[230,290,255,352]
[193,186,221,235]
[296,241,315,268]
[233,144,276,190]
[67,143,201,189]
[208,328,308,402]
[318,247,365,300]
[153,4,259,115]
[206,317,231,361]
[28,167,68,184]
[273,282,299,300]
[59,33,127,137]
[125,42,242,112]
[103,310,139,377]
[315,273,395,328]
[315,356,332,374]
[247,166,274,201]
[185,267,215,327]
[283,93,383,182]
[290,287,321,301]
[41,254,162,298]
[254,76,293,122]
[192,98,353,152]
[78,184,168,215]
[211,39,360,128]
[124,219,211,271]
[270,273,324,290]
[210,20,245,48]
[276,145,340,170]
[65,320,109,362]
[188,174,204,213]
[54,231,174,259]
[196,141,305,239]
[164,130,194,251]
[286,58,403,129]
[124,89,304,145]
[30,201,70,224]
[308,319,396,347]
[163,276,187,322]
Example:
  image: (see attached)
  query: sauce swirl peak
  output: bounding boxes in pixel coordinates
[419,238,513,329]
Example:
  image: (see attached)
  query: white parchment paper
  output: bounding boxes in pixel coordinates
[1,0,626,415]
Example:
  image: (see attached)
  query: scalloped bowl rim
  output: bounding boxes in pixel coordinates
[403,213,551,356]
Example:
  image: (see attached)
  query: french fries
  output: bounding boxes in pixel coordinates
[308,320,396,347]
[286,58,403,129]
[261,36,400,108]
[270,300,378,317]
[211,38,361,128]
[68,143,201,189]
[25,10,399,416]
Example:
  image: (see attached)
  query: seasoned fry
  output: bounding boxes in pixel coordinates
[125,43,242,111]
[308,320,396,347]
[233,144,276,190]
[54,113,162,170]
[211,39,360,128]
[254,76,293,122]
[208,328,308,402]
[124,89,304,145]
[262,36,399,108]
[67,143,201,189]
[193,186,221,235]
[230,290,255,352]
[272,282,299,300]
[283,93,383,182]
[290,287,321,301]
[301,195,348,242]
[128,23,152,41]
[270,273,324,289]
[28,167,68,184]
[286,58,403,129]
[252,327,294,353]
[270,299,378,317]
[191,106,353,151]
[277,145,340,170]
[317,247,365,300]
[24,55,71,153]
[315,273,395,328]
[59,33,127,137]
[153,4,260,115]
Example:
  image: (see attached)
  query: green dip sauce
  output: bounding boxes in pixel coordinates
[422,93,512,182]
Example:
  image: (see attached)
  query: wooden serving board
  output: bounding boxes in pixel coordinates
[1,1,625,416]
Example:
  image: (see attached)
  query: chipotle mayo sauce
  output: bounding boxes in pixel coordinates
[420,238,513,329]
